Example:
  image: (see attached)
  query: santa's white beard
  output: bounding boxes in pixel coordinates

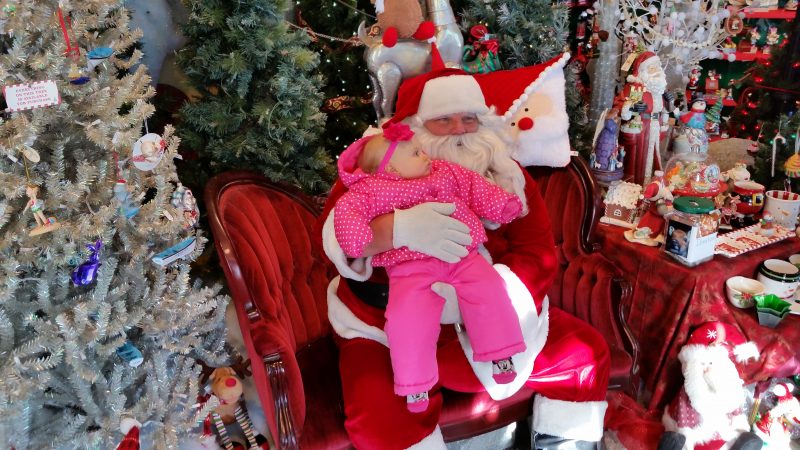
[681,348,745,419]
[643,75,667,97]
[414,123,529,215]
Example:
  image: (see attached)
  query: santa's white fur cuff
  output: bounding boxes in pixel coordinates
[532,396,607,442]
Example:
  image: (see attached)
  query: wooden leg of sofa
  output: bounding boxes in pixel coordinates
[264,354,299,450]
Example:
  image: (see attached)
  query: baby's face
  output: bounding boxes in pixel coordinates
[389,142,430,179]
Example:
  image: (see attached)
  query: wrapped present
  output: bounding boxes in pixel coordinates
[462,25,501,74]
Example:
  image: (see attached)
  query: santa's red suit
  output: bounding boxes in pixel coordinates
[315,58,609,450]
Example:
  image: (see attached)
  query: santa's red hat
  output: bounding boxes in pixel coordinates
[684,321,760,364]
[626,51,659,84]
[116,418,141,450]
[474,53,571,122]
[383,43,488,127]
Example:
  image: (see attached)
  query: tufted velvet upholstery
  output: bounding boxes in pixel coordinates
[206,163,639,449]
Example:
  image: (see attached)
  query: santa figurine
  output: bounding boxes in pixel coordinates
[614,51,677,185]
[660,322,763,450]
[116,418,141,450]
[687,66,701,91]
[753,382,800,448]
[626,170,673,245]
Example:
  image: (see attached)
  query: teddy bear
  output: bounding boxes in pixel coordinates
[371,0,435,47]
[659,321,764,450]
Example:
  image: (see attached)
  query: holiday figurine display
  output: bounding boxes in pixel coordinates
[749,27,762,52]
[625,170,673,245]
[763,26,780,55]
[753,382,800,448]
[687,66,701,91]
[705,70,721,95]
[24,184,60,236]
[590,110,625,183]
[659,322,762,450]
[759,212,776,237]
[370,0,435,48]
[71,240,103,286]
[204,367,269,449]
[462,25,501,74]
[705,95,723,136]
[614,52,676,185]
[676,93,709,153]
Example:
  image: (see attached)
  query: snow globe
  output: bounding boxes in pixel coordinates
[663,151,725,198]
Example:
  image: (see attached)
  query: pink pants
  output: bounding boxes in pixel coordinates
[385,252,526,396]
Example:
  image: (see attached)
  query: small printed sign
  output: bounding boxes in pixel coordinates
[3,80,61,112]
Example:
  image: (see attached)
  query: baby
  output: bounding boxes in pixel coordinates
[334,123,527,413]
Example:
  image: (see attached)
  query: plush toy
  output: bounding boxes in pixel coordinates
[627,170,673,244]
[660,321,763,450]
[753,382,800,448]
[475,53,572,168]
[372,0,435,48]
[205,367,269,450]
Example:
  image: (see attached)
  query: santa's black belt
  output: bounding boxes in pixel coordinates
[345,277,389,310]
[640,112,665,120]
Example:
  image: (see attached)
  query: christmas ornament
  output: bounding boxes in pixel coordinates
[152,237,197,266]
[687,66,701,91]
[57,5,90,85]
[762,26,780,55]
[626,170,673,245]
[131,133,166,171]
[116,418,141,450]
[170,183,199,230]
[206,368,269,450]
[114,180,140,219]
[24,184,61,236]
[71,240,102,286]
[659,322,759,449]
[462,25,501,74]
[87,46,113,70]
[116,341,144,367]
[359,0,463,121]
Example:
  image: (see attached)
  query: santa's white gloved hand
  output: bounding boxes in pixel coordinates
[393,202,472,263]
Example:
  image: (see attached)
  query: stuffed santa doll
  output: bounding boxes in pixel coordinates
[660,321,762,450]
[475,53,572,168]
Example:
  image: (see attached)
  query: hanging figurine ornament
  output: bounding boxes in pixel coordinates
[24,184,61,236]
[116,341,144,367]
[57,4,90,85]
[170,183,199,230]
[71,240,102,286]
[131,132,166,171]
[462,25,501,74]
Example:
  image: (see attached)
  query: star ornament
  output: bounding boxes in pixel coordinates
[706,329,718,340]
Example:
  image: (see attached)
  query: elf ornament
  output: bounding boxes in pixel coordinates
[371,0,435,48]
[660,321,762,450]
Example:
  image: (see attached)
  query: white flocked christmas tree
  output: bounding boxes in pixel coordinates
[0,1,227,447]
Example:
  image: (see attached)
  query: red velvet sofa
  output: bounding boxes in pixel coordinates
[205,156,639,449]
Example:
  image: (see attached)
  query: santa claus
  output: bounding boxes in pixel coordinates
[614,51,677,185]
[660,321,762,450]
[317,49,608,449]
[753,382,800,448]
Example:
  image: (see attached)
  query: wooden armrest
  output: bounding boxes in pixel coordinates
[264,353,300,450]
[615,277,641,398]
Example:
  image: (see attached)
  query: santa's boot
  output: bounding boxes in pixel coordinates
[729,432,763,450]
[657,431,686,450]
[531,396,607,450]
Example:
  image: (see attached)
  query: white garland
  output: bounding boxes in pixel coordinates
[616,0,732,85]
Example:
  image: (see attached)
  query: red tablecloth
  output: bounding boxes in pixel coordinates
[599,224,800,410]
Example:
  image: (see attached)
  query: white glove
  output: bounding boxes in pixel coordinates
[393,202,472,263]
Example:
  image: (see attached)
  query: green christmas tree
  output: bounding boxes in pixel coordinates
[177,0,334,194]
[0,0,227,447]
[460,0,592,154]
[705,96,722,134]
[295,0,376,153]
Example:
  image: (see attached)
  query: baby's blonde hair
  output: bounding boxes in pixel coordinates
[360,135,396,174]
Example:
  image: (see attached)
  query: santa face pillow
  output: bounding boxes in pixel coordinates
[476,53,572,168]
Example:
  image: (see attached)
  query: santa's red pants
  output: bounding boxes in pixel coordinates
[336,282,611,450]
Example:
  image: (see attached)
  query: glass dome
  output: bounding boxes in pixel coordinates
[663,151,725,197]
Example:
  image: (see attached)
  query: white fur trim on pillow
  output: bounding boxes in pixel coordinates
[405,425,446,450]
[456,264,549,401]
[322,210,373,282]
[532,396,608,442]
